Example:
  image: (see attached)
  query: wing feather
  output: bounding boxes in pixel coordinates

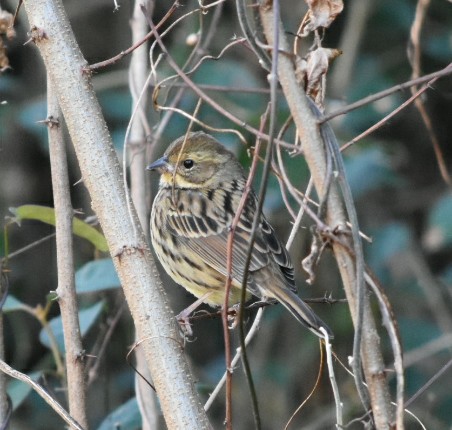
[164,188,296,291]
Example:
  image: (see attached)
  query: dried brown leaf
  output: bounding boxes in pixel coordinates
[296,47,342,107]
[0,9,15,71]
[299,0,344,37]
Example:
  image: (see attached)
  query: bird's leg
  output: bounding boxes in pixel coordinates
[176,292,213,336]
[225,303,242,330]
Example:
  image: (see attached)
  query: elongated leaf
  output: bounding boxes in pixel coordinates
[344,147,398,199]
[75,258,121,294]
[39,301,104,354]
[423,195,452,251]
[97,397,141,430]
[3,295,28,313]
[9,205,108,252]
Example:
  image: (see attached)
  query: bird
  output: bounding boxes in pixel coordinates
[147,131,333,339]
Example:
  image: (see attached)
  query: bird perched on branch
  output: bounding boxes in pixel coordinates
[147,131,333,339]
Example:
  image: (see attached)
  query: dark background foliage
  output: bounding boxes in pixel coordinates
[1,0,452,428]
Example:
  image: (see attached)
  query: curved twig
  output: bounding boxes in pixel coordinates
[0,360,84,430]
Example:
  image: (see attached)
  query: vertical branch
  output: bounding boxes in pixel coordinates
[129,0,152,230]
[128,3,160,430]
[258,2,394,428]
[47,76,88,428]
[408,0,450,185]
[0,7,13,422]
[0,295,8,428]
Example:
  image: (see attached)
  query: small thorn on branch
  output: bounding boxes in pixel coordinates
[25,25,47,45]
[37,115,60,128]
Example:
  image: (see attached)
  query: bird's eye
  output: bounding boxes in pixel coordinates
[183,159,194,169]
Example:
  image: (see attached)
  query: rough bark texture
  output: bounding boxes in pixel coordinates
[259,4,393,428]
[47,78,88,428]
[23,1,211,428]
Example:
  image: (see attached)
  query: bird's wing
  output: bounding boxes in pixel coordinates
[165,191,295,290]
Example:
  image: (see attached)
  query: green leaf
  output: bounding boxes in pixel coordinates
[344,147,398,198]
[8,371,43,410]
[8,205,108,252]
[440,265,452,286]
[424,194,452,251]
[399,317,442,351]
[75,259,121,294]
[193,60,263,112]
[97,397,142,430]
[39,301,104,354]
[2,295,28,313]
[367,222,411,278]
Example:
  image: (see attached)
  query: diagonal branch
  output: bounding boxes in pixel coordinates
[22,1,211,429]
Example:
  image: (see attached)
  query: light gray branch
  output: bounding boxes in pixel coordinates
[47,76,88,428]
[259,2,394,428]
[22,1,211,428]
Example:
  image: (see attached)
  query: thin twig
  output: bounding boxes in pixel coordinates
[236,2,283,425]
[145,12,299,151]
[203,110,268,420]
[0,359,84,430]
[234,108,271,430]
[404,333,452,368]
[284,341,326,430]
[311,100,370,411]
[149,0,225,157]
[404,358,452,408]
[365,270,404,430]
[285,179,314,249]
[151,81,279,94]
[86,1,178,72]
[409,0,450,185]
[47,77,88,427]
[2,233,56,261]
[87,300,127,386]
[188,296,347,323]
[204,308,265,411]
[321,63,452,123]
[322,329,343,428]
[340,63,452,152]
[259,3,393,426]
[235,0,271,70]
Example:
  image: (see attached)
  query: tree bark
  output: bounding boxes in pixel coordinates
[259,3,393,428]
[22,1,211,428]
[47,77,88,428]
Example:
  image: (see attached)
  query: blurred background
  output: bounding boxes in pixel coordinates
[1,0,452,428]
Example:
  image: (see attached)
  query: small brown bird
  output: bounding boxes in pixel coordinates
[147,132,333,339]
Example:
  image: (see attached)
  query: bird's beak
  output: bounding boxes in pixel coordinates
[146,155,169,172]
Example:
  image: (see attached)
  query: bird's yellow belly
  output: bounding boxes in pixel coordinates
[154,242,250,307]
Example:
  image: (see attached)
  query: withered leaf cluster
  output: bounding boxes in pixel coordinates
[0,9,15,72]
[296,0,343,107]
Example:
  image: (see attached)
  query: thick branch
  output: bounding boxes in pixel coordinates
[22,1,211,429]
[259,3,393,428]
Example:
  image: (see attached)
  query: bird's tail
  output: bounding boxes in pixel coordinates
[263,286,334,339]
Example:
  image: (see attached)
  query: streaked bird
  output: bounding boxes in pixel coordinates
[147,132,333,339]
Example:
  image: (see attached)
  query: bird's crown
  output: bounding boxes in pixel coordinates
[148,132,243,188]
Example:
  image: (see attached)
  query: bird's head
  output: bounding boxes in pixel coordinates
[146,132,242,189]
